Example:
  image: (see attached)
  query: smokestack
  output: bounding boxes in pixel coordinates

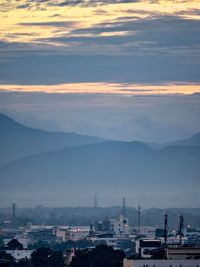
[12,203,16,224]
[122,197,126,216]
[178,215,184,245]
[137,205,141,234]
[94,194,98,208]
[163,213,168,247]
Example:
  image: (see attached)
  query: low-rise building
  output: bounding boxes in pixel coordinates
[124,244,200,267]
[123,258,200,267]
[135,239,162,259]
[27,228,56,243]
[69,229,88,241]
[110,215,129,237]
[167,247,200,260]
[54,228,69,242]
[0,239,34,262]
[5,249,34,261]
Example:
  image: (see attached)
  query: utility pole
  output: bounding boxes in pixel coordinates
[12,203,16,225]
[137,205,141,234]
[94,194,98,208]
[178,215,184,245]
[164,213,168,248]
[122,197,126,216]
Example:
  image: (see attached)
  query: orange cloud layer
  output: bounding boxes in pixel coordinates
[0,82,199,95]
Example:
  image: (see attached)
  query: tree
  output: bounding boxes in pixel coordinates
[31,247,64,267]
[70,249,90,267]
[28,240,49,250]
[70,245,125,267]
[16,258,30,267]
[0,238,4,247]
[0,251,16,267]
[75,239,93,249]
[48,251,64,267]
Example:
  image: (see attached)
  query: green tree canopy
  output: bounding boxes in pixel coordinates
[0,251,16,267]
[70,245,125,267]
[31,247,64,267]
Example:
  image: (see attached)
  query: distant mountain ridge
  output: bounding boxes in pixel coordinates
[1,112,200,207]
[0,140,200,206]
[163,132,200,147]
[147,132,200,149]
[0,113,105,166]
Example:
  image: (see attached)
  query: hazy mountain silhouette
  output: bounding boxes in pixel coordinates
[0,141,199,205]
[148,132,200,149]
[1,113,200,206]
[0,113,104,166]
[164,132,200,147]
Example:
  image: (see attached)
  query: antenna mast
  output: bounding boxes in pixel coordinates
[178,215,184,245]
[94,194,98,208]
[164,213,168,247]
[122,197,126,216]
[137,205,141,234]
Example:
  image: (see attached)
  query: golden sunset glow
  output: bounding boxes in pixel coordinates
[1,0,200,44]
[0,82,199,95]
[0,0,200,94]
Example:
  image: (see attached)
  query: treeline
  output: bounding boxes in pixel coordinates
[0,245,125,267]
[1,207,200,228]
[0,248,64,267]
[28,239,93,251]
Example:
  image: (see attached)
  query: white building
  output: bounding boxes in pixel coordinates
[139,227,157,239]
[69,229,89,241]
[123,258,200,267]
[53,226,90,242]
[15,234,30,249]
[88,235,118,248]
[135,239,162,259]
[167,247,200,260]
[55,228,68,242]
[110,215,129,237]
[6,250,34,261]
[124,246,200,267]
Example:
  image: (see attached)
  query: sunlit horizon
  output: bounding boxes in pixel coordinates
[0,82,200,95]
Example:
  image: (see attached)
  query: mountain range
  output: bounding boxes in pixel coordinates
[0,113,200,207]
[148,133,200,149]
[0,113,104,167]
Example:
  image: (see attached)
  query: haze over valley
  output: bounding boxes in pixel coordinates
[0,0,200,211]
[0,113,199,208]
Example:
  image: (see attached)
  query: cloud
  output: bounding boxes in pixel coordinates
[93,8,110,15]
[55,0,83,7]
[10,0,142,10]
[0,91,200,142]
[68,15,200,46]
[1,19,200,84]
[16,4,31,9]
[48,0,141,7]
[32,15,200,59]
[0,53,199,84]
[1,6,200,85]
[19,21,78,27]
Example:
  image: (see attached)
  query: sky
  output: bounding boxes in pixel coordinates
[0,0,200,142]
